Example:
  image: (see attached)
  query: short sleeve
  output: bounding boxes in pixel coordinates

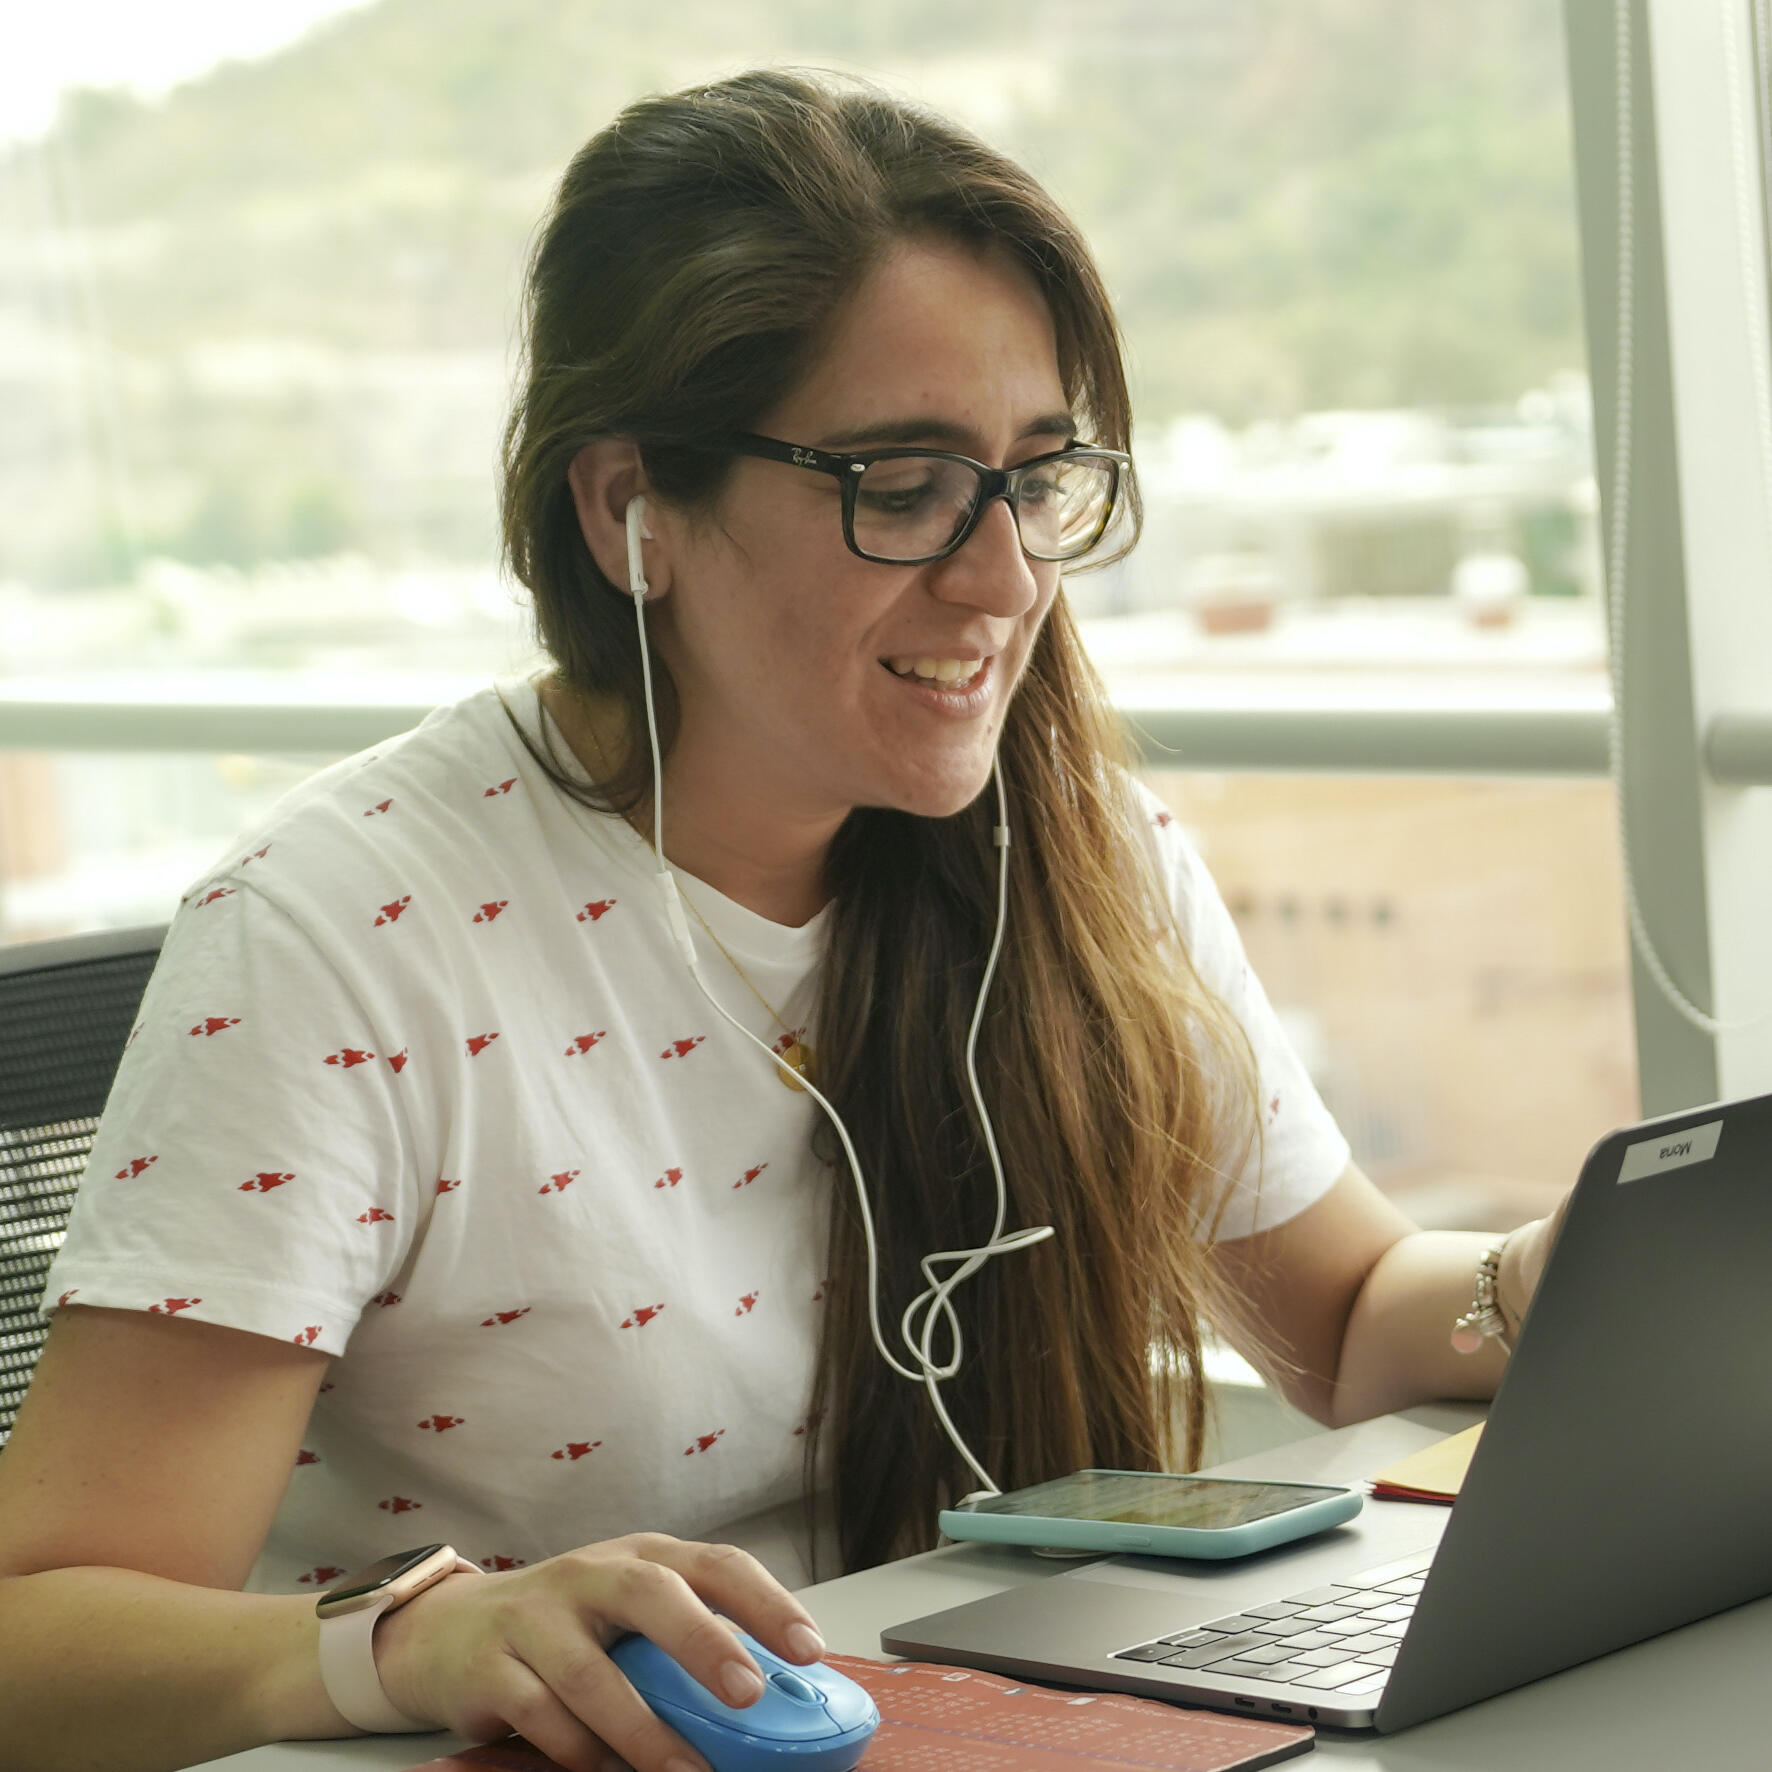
[42,882,423,1355]
[1135,785,1352,1240]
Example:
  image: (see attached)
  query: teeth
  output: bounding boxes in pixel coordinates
[887,656,983,687]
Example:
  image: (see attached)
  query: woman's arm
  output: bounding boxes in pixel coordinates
[1207,1163,1527,1428]
[0,1305,825,1772]
[0,1305,344,1770]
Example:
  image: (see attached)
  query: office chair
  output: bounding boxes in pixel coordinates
[0,925,165,1446]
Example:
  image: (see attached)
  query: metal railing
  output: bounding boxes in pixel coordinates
[2,681,1771,783]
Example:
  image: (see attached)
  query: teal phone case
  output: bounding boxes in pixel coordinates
[937,1468,1363,1560]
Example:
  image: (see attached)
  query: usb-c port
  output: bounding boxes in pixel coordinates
[1235,1697,1255,1708]
[1272,1703,1292,1714]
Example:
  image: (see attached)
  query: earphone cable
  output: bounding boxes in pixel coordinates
[623,500,1051,1496]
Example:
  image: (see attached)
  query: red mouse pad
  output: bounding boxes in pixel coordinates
[408,1653,1312,1771]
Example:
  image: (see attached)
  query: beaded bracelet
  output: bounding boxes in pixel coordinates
[1450,1240,1514,1357]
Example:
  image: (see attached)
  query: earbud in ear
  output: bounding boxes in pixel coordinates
[624,495,654,598]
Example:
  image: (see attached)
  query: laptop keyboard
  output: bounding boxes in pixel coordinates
[1111,1553,1433,1698]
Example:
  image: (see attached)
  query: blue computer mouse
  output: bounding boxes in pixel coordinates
[607,1627,879,1771]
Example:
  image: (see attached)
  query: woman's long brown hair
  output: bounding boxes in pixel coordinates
[501,69,1261,1572]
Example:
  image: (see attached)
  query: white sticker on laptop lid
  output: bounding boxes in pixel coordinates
[1617,1117,1723,1184]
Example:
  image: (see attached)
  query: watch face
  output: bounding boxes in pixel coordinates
[316,1545,448,1616]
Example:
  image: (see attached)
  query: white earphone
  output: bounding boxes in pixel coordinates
[624,491,654,600]
[622,493,1051,1497]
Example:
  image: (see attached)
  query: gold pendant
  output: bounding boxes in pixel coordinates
[776,1041,814,1092]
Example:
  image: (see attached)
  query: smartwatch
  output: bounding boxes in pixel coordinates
[315,1543,481,1732]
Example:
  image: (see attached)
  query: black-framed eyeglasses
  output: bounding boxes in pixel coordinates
[706,431,1132,566]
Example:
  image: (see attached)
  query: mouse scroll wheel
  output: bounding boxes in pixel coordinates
[768,1671,824,1705]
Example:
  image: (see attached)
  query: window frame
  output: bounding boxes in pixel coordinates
[1564,0,1772,1112]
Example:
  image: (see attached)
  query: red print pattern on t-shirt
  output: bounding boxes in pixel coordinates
[364,799,393,817]
[149,1297,201,1314]
[295,1448,320,1465]
[189,1017,240,1037]
[299,1566,347,1586]
[114,1155,158,1180]
[194,887,234,909]
[56,1288,78,1307]
[552,1440,602,1461]
[793,1408,827,1439]
[241,843,272,865]
[484,778,517,797]
[811,1278,831,1303]
[54,695,1054,1588]
[472,900,508,924]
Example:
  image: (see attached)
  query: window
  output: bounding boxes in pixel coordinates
[11,2,1764,1238]
[3,2,1592,691]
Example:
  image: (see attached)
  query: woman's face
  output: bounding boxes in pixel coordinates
[648,236,1072,828]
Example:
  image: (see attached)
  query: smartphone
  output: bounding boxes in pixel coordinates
[938,1467,1362,1560]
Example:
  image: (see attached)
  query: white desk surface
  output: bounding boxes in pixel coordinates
[194,1404,1770,1772]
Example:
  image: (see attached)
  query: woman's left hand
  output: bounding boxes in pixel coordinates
[1496,1187,1575,1339]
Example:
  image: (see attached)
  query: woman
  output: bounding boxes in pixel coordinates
[0,70,1562,1772]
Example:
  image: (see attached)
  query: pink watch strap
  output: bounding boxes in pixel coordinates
[317,1555,480,1733]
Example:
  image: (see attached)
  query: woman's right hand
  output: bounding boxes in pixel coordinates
[369,1531,827,1772]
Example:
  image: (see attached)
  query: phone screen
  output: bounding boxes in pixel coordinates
[966,1471,1346,1531]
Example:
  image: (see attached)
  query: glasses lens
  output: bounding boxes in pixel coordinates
[1014,454,1118,561]
[851,455,982,562]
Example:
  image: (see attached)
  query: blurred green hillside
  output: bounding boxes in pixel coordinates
[0,0,1584,582]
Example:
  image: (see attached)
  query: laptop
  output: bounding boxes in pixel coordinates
[882,1091,1772,1731]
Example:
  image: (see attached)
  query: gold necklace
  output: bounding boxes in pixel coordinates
[562,689,815,1092]
[672,884,816,1093]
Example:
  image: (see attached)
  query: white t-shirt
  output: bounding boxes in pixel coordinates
[42,682,1348,1592]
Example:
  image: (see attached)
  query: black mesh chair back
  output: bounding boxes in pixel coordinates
[0,926,164,1446]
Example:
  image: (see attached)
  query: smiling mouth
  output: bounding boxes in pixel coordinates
[884,655,987,691]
